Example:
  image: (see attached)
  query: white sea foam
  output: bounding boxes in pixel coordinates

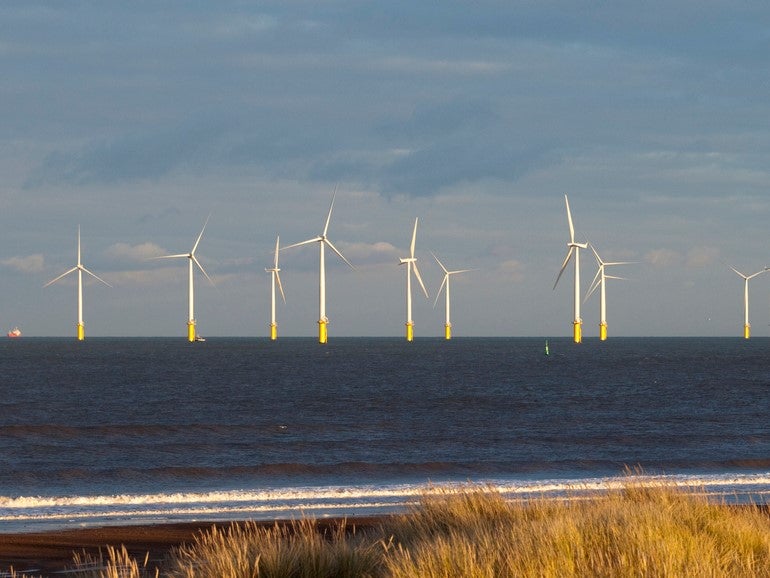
[1,471,769,532]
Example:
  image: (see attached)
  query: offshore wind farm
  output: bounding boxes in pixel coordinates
[17,191,770,341]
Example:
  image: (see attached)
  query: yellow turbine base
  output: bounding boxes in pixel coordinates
[270,323,278,341]
[318,320,328,344]
[406,322,414,342]
[744,324,751,339]
[187,321,196,343]
[77,323,85,341]
[573,320,582,344]
[599,322,607,341]
[445,324,452,340]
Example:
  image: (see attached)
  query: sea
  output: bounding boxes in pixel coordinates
[0,336,768,533]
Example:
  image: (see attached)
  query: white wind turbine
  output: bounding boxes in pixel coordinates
[153,216,214,342]
[584,244,633,341]
[731,266,766,339]
[553,194,588,343]
[399,218,429,342]
[432,252,473,340]
[283,190,354,344]
[265,235,286,340]
[45,226,111,341]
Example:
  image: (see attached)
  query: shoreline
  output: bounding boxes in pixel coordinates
[0,517,387,576]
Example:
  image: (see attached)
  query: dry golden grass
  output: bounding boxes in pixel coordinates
[20,479,770,578]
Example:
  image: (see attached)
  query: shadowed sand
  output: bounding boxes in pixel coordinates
[0,517,385,576]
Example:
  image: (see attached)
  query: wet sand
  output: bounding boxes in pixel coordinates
[0,517,385,576]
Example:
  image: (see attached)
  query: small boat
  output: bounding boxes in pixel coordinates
[7,327,21,338]
[195,335,206,342]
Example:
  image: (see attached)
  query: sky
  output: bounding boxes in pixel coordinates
[3,1,770,338]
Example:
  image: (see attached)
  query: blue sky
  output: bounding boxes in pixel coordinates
[2,2,770,337]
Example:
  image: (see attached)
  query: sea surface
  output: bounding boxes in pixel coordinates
[0,337,768,533]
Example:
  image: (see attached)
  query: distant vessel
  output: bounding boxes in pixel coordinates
[7,327,21,338]
[195,335,206,342]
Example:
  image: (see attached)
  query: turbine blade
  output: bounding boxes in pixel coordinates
[410,217,419,258]
[431,252,449,274]
[151,253,190,260]
[564,194,575,243]
[275,271,286,303]
[604,275,627,281]
[77,225,82,266]
[748,269,767,280]
[412,261,429,298]
[584,277,601,302]
[44,267,78,287]
[449,268,474,275]
[324,239,355,270]
[587,266,602,295]
[604,261,635,266]
[191,214,211,255]
[553,247,574,290]
[589,243,602,264]
[273,236,281,268]
[283,237,321,250]
[81,266,112,287]
[323,185,338,237]
[729,266,748,279]
[192,255,215,286]
[433,275,448,308]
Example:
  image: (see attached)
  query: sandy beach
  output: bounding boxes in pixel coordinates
[0,517,383,576]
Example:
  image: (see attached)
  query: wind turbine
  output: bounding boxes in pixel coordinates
[399,218,429,341]
[283,190,354,344]
[153,216,214,342]
[265,235,286,340]
[44,226,111,341]
[585,244,632,341]
[432,252,473,340]
[553,194,588,343]
[732,266,766,339]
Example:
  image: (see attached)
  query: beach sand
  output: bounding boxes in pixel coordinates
[0,517,384,576]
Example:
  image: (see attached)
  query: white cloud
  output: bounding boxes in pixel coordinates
[105,242,166,262]
[1,254,44,273]
[645,249,682,268]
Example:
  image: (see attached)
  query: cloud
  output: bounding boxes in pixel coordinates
[1,254,44,273]
[645,249,682,268]
[685,246,720,268]
[105,242,166,262]
[497,259,525,282]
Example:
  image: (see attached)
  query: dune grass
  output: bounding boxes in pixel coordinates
[14,479,770,577]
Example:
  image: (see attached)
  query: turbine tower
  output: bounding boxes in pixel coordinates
[45,226,111,341]
[265,235,286,340]
[585,244,632,341]
[399,218,429,342]
[154,216,214,342]
[554,194,588,343]
[732,266,766,339]
[284,190,354,344]
[432,252,472,340]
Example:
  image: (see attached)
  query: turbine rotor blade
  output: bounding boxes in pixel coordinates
[151,253,190,260]
[564,194,575,243]
[44,267,78,287]
[324,239,355,270]
[323,185,338,237]
[80,266,112,287]
[553,247,574,290]
[412,261,429,298]
[283,237,322,250]
[273,236,281,269]
[433,275,448,308]
[589,244,602,264]
[275,271,286,303]
[431,252,449,274]
[410,218,419,258]
[584,277,601,302]
[192,255,215,286]
[191,214,211,255]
